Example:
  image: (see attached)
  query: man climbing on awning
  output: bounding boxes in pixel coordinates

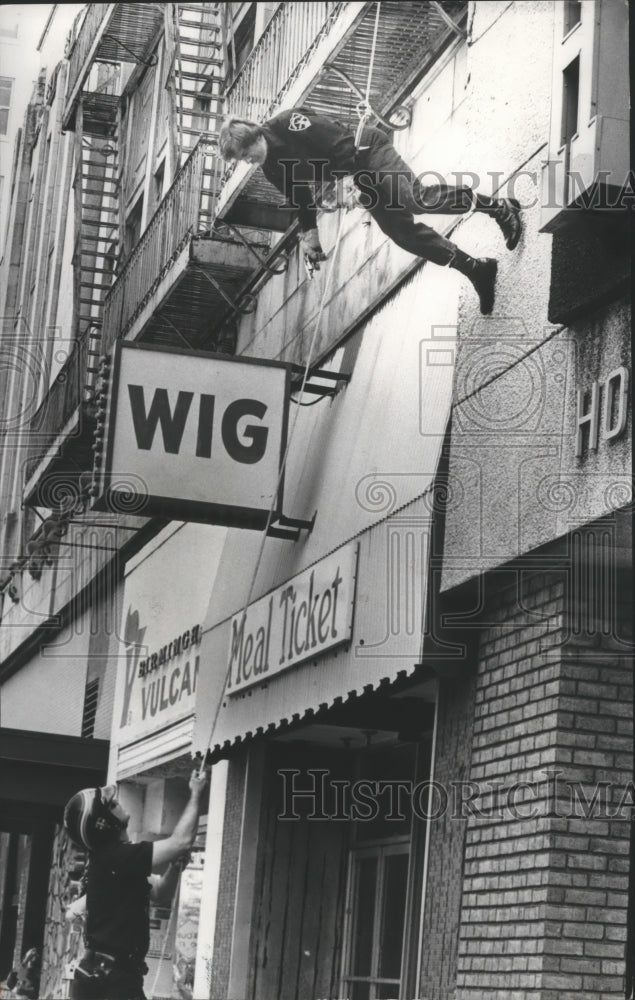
[218,106,522,315]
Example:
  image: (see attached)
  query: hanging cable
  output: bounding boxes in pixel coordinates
[290,393,327,407]
[195,1,385,774]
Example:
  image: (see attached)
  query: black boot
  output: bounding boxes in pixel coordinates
[474,195,522,250]
[493,197,522,250]
[449,251,498,315]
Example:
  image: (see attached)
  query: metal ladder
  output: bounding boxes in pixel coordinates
[168,2,226,165]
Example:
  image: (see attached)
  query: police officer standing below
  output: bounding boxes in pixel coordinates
[63,769,207,1000]
[219,107,522,314]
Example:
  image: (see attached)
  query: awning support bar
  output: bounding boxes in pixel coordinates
[430,1,468,39]
[267,511,317,541]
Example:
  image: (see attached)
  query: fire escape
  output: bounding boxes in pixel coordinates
[167,2,225,163]
[217,2,468,233]
[99,2,263,357]
[73,77,120,419]
[23,2,253,506]
[99,0,468,355]
[23,0,467,512]
[74,84,120,343]
[23,3,165,507]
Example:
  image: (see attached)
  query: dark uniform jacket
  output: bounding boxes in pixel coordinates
[260,106,358,232]
[85,840,153,962]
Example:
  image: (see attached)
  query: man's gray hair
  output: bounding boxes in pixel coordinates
[218,117,264,160]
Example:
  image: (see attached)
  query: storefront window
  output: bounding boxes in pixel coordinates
[342,742,416,1000]
[344,843,410,1000]
[351,855,377,976]
[143,801,206,999]
[173,841,205,998]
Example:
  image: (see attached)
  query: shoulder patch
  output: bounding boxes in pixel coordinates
[288,112,311,132]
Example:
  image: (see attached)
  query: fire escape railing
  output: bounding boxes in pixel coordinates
[224,2,344,122]
[65,4,112,109]
[96,2,352,353]
[24,328,93,484]
[102,140,221,353]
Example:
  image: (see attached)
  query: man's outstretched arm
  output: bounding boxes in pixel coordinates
[151,770,207,871]
[260,155,320,234]
[149,855,190,904]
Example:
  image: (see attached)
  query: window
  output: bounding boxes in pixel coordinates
[560,56,580,206]
[124,67,155,198]
[149,161,165,219]
[124,196,144,256]
[560,57,579,149]
[563,0,581,36]
[540,0,628,238]
[104,239,118,278]
[193,93,212,133]
[81,677,100,737]
[225,5,256,83]
[0,77,13,135]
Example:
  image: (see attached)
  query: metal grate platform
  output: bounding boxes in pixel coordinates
[223,0,467,228]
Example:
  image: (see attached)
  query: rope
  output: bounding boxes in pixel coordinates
[195,4,385,776]
[148,16,386,986]
[148,875,180,1000]
[354,1,381,148]
[196,207,348,773]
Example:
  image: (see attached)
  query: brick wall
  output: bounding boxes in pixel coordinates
[454,530,632,1000]
[542,543,632,1000]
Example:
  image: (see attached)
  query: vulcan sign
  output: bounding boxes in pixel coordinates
[227,543,359,695]
[95,344,290,528]
[118,609,202,736]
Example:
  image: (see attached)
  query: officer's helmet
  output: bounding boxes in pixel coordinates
[63,785,126,850]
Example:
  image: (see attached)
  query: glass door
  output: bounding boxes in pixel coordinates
[342,841,410,1000]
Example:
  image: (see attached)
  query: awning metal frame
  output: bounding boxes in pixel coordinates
[214,219,289,276]
[318,63,412,131]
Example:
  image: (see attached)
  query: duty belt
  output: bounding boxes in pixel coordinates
[84,947,147,974]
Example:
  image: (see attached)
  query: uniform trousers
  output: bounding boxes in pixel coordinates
[353,125,476,265]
